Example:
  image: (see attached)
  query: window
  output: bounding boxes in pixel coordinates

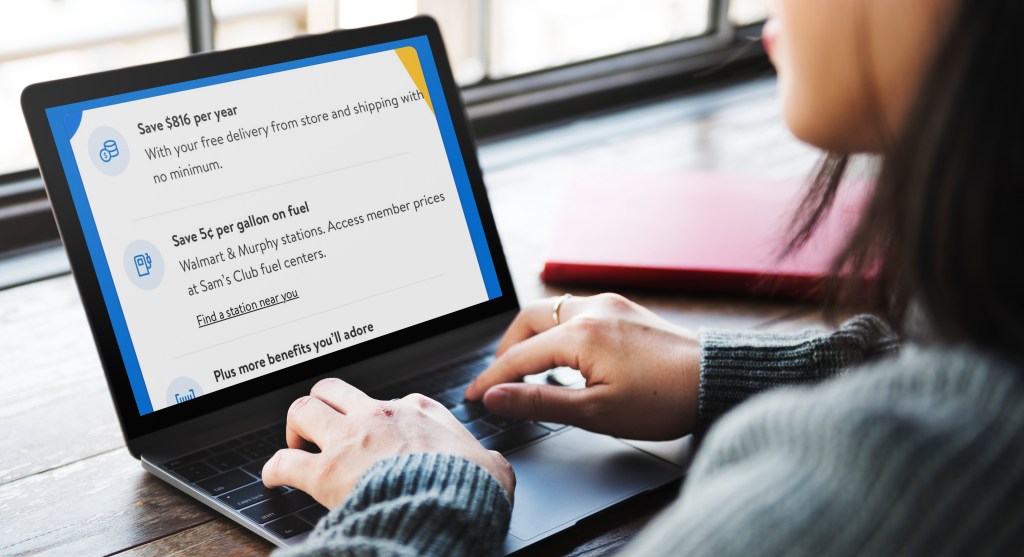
[0,0,188,176]
[207,1,769,137]
[212,1,765,85]
[4,1,771,176]
[212,0,308,51]
[486,0,711,79]
[2,0,768,261]
[730,0,769,26]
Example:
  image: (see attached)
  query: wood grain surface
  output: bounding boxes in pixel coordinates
[0,78,827,557]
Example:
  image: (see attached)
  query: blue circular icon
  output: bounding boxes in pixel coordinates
[89,127,129,176]
[123,239,164,290]
[166,377,204,407]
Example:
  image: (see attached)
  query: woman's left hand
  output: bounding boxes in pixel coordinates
[262,377,516,509]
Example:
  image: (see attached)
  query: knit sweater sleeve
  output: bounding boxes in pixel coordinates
[696,314,898,434]
[274,453,511,557]
[619,347,1024,557]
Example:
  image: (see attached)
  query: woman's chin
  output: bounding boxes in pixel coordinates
[776,79,830,149]
[780,92,874,153]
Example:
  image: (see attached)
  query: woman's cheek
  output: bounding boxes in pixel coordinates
[771,0,874,151]
[768,15,828,148]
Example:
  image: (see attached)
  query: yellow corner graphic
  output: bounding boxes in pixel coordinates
[395,46,434,114]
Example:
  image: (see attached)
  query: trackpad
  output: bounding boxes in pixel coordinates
[506,428,683,541]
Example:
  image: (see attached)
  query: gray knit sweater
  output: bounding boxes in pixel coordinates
[279,316,1024,556]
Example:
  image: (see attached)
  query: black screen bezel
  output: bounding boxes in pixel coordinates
[20,16,518,440]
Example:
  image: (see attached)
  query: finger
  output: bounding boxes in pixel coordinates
[262,448,319,491]
[309,377,372,414]
[482,382,604,426]
[495,295,584,356]
[465,327,580,400]
[286,395,345,449]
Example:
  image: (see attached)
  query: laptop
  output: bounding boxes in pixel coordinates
[21,16,686,553]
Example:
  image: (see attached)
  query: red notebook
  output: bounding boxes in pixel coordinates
[540,172,869,299]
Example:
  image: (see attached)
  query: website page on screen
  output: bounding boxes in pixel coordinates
[45,37,501,416]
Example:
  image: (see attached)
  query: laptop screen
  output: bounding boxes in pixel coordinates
[42,35,502,416]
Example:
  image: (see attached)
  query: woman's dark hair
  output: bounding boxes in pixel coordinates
[788,0,1024,360]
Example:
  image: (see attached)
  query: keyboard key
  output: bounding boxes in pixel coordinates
[465,420,499,440]
[219,481,287,509]
[240,431,262,442]
[223,438,243,449]
[459,356,493,375]
[196,469,256,496]
[548,367,585,387]
[207,450,248,471]
[439,386,469,404]
[242,490,317,524]
[537,421,569,432]
[297,504,329,525]
[165,449,211,470]
[450,403,488,423]
[259,425,279,437]
[481,423,550,453]
[173,461,218,483]
[432,397,456,409]
[266,433,286,448]
[238,440,276,460]
[264,514,313,539]
[484,415,520,431]
[373,385,402,400]
[206,442,231,454]
[244,458,271,479]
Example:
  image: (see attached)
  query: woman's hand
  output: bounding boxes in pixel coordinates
[464,293,700,440]
[262,378,515,509]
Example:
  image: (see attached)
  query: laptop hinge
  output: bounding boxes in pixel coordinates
[130,309,515,460]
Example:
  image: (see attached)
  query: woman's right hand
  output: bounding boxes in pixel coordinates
[464,293,701,440]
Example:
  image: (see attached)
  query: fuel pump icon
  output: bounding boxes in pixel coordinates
[133,253,152,277]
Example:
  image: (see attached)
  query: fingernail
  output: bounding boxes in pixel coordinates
[485,387,510,412]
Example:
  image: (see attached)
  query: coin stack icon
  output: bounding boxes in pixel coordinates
[99,139,120,162]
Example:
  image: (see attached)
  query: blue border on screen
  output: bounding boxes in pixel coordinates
[44,35,501,416]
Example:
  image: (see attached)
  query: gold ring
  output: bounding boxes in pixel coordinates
[552,294,573,326]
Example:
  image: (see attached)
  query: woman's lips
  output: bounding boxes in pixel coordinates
[762,18,780,60]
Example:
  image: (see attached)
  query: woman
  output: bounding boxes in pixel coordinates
[263,0,1024,554]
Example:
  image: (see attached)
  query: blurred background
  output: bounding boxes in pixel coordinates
[0,0,768,177]
[1,0,772,279]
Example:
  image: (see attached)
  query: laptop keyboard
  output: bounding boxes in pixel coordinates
[372,353,568,452]
[161,352,569,540]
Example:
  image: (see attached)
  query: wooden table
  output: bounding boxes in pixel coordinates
[0,78,827,556]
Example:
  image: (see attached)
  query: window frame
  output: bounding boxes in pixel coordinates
[0,0,769,261]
